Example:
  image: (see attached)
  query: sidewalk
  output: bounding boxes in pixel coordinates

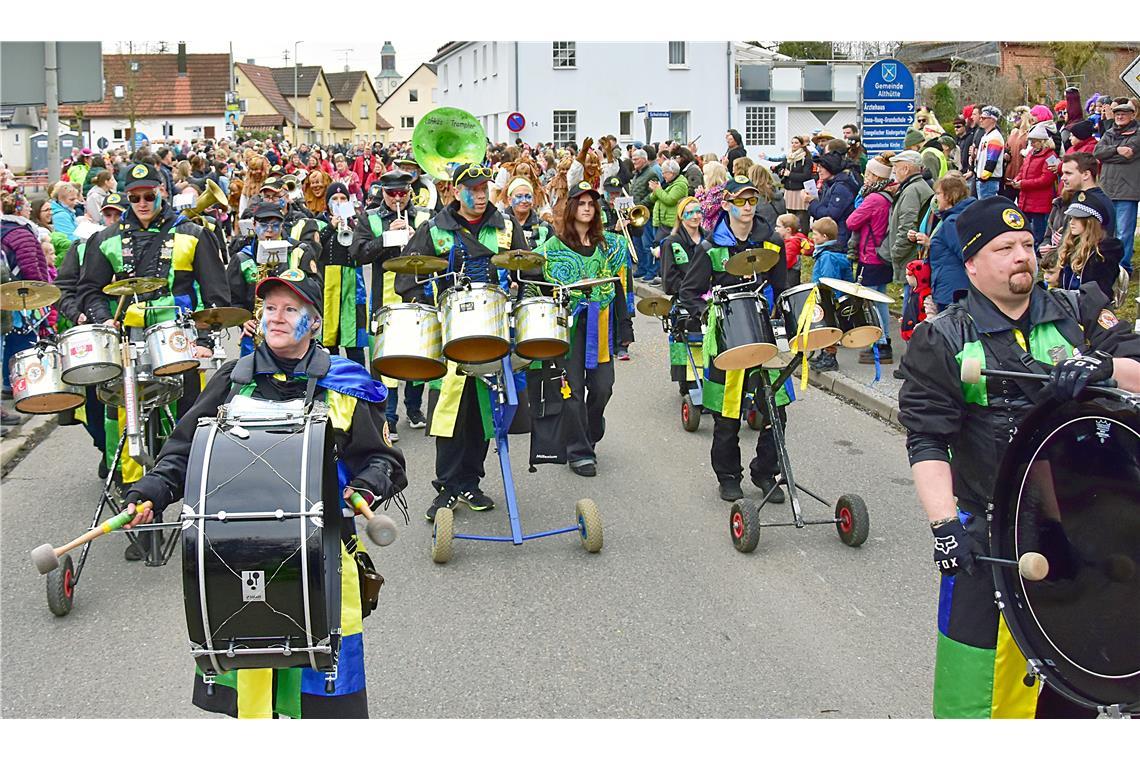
[631,281,905,426]
[1,395,58,476]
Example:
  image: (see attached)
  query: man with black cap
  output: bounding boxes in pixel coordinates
[402,162,527,521]
[123,267,407,719]
[678,174,790,504]
[897,195,1140,718]
[1093,100,1140,272]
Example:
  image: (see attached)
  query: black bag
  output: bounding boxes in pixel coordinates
[527,363,567,467]
[354,549,384,619]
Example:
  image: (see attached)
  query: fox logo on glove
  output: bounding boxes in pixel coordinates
[934,534,959,555]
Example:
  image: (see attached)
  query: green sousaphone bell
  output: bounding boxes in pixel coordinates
[412,107,488,181]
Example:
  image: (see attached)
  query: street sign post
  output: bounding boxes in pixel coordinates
[860,58,916,153]
[648,110,671,119]
[1122,54,1140,100]
[507,112,526,133]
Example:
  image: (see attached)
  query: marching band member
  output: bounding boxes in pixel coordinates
[123,269,408,719]
[315,182,368,367]
[534,181,633,476]
[659,196,705,394]
[402,162,527,521]
[505,177,553,249]
[678,175,790,504]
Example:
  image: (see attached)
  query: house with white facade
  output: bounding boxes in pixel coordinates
[377,63,438,144]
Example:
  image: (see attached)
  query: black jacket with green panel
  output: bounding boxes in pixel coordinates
[898,282,1140,513]
[351,201,432,312]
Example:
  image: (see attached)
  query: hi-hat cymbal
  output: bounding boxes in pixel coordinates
[191,306,255,330]
[820,277,895,304]
[382,255,448,275]
[636,296,673,318]
[725,249,780,277]
[562,276,621,291]
[1,280,61,310]
[102,277,167,297]
[490,249,545,271]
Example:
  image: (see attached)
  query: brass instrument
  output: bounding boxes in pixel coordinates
[251,240,292,346]
[177,179,229,223]
[412,107,488,182]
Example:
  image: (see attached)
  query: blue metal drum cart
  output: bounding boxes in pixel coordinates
[430,356,603,563]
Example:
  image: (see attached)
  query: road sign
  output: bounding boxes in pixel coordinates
[637,105,646,114]
[861,100,915,114]
[506,112,526,133]
[1122,54,1140,100]
[648,110,671,119]
[862,58,915,102]
[133,132,148,148]
[861,58,916,152]
[96,137,109,150]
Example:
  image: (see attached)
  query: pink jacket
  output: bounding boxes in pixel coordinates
[845,191,891,266]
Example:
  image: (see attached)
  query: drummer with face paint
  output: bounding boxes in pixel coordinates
[898,195,1140,718]
[124,269,407,719]
[678,174,790,505]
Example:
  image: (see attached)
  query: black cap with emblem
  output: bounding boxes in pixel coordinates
[568,180,600,201]
[955,196,1030,261]
[256,267,323,313]
[124,163,162,191]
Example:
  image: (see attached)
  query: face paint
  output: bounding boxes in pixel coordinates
[729,204,743,219]
[293,312,313,342]
[459,187,476,208]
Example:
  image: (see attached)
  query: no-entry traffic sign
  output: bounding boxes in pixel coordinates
[507,112,526,133]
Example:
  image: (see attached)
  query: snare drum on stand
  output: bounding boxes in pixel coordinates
[58,324,123,385]
[10,343,85,414]
[512,296,570,360]
[371,303,446,381]
[779,283,842,353]
[145,318,200,376]
[711,290,777,371]
[439,282,511,364]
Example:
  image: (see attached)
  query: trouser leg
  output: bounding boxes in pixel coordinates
[385,385,399,426]
[584,360,614,448]
[711,414,743,484]
[404,381,424,413]
[434,380,488,493]
[749,404,786,483]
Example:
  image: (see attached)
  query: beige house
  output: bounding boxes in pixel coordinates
[377,63,438,144]
[325,70,384,146]
[233,62,312,139]
[272,66,338,145]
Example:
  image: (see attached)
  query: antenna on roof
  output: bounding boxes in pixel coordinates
[334,48,354,72]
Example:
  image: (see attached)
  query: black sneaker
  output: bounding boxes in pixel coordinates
[124,541,145,561]
[426,490,459,523]
[459,489,495,511]
[892,367,905,380]
[719,481,744,502]
[809,352,839,372]
[753,476,786,504]
[386,424,400,443]
[570,460,597,477]
[98,458,110,480]
[407,410,427,429]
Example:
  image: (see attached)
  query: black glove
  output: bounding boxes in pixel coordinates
[1049,350,1113,401]
[931,518,979,577]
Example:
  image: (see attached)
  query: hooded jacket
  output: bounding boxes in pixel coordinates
[1,215,53,283]
[807,169,861,247]
[678,212,787,316]
[888,173,934,280]
[649,174,690,229]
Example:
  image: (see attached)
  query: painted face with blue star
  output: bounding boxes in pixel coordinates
[260,284,321,360]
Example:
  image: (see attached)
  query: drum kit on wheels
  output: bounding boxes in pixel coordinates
[371,250,608,563]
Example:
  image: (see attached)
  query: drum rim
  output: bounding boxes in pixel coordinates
[144,319,191,336]
[376,302,440,315]
[12,345,61,361]
[780,282,826,299]
[60,323,119,337]
[442,282,510,300]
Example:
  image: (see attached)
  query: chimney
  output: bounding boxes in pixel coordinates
[177,42,187,76]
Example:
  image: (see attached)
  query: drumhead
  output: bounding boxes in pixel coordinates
[991,396,1140,712]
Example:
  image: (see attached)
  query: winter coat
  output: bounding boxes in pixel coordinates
[650,175,690,229]
[807,170,860,247]
[773,154,814,191]
[50,199,78,242]
[809,241,853,283]
[1092,119,1140,201]
[85,186,109,221]
[1014,148,1059,214]
[900,259,932,341]
[681,161,703,192]
[846,190,891,268]
[1065,137,1097,155]
[755,189,787,229]
[1059,237,1124,303]
[782,231,813,271]
[1,216,53,282]
[888,174,934,281]
[927,197,974,308]
[697,183,725,232]
[628,164,660,209]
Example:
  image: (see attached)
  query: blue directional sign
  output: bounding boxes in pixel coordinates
[648,110,671,119]
[861,58,916,152]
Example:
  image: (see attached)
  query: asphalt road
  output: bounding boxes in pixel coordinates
[1,309,936,719]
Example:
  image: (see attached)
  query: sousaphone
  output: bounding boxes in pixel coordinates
[412,107,488,182]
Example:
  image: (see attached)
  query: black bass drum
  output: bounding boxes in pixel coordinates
[181,407,343,678]
[990,394,1140,715]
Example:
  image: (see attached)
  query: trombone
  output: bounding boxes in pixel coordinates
[613,188,648,264]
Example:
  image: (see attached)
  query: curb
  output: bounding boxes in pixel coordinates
[1,413,58,478]
[632,282,902,427]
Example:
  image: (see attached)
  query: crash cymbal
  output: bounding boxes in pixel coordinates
[102,277,167,297]
[724,248,780,277]
[191,306,255,330]
[382,255,448,275]
[562,276,621,292]
[1,280,61,311]
[490,249,545,271]
[636,296,673,318]
[819,277,895,304]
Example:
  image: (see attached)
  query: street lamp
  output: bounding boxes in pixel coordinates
[294,41,302,146]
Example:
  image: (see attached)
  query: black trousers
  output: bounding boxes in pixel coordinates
[711,404,786,485]
[556,322,615,464]
[434,379,489,494]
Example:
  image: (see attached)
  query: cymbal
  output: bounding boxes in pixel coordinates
[102,277,167,297]
[490,249,545,271]
[1,280,61,310]
[725,249,780,277]
[382,255,448,275]
[191,306,254,330]
[562,276,621,291]
[636,296,673,318]
[820,277,895,304]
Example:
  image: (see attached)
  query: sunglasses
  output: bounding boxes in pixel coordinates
[255,221,282,232]
[128,191,157,203]
[729,196,759,207]
[455,165,494,183]
[383,188,409,197]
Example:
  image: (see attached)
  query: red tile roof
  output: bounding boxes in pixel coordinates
[376,114,394,130]
[329,104,356,131]
[235,62,313,129]
[58,53,230,118]
[241,114,287,128]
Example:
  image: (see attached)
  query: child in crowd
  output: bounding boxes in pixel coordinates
[807,217,852,372]
[775,213,813,286]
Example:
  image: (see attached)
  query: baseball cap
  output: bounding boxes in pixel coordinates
[102,193,127,213]
[249,201,285,221]
[123,163,162,191]
[724,174,758,197]
[255,268,323,313]
[603,176,623,190]
[889,150,923,165]
[451,163,494,187]
[568,180,600,201]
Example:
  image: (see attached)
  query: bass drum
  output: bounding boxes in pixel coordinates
[990,395,1140,714]
[182,412,343,677]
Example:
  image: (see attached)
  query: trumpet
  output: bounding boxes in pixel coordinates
[337,217,354,247]
[175,179,228,224]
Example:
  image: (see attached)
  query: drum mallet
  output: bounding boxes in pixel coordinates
[347,492,398,547]
[960,357,1117,388]
[977,551,1050,581]
[31,501,151,575]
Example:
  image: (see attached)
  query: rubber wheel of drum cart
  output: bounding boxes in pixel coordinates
[681,394,701,432]
[746,409,763,431]
[575,499,603,553]
[835,494,870,547]
[47,554,75,617]
[730,499,761,554]
[431,507,454,564]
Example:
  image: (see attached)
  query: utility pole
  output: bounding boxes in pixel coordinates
[45,42,61,181]
[293,41,302,146]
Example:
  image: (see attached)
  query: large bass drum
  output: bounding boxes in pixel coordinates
[990,394,1140,715]
[181,403,343,678]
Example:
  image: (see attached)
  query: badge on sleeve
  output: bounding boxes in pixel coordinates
[1097,310,1119,329]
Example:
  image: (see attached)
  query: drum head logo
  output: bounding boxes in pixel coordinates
[12,377,26,394]
[1002,208,1026,230]
[813,305,824,323]
[242,570,266,602]
[71,343,93,358]
[170,331,188,352]
[26,363,44,383]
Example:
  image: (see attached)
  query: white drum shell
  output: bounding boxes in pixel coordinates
[59,324,123,385]
[513,297,570,360]
[145,320,199,376]
[440,284,511,363]
[372,303,445,381]
[10,345,84,414]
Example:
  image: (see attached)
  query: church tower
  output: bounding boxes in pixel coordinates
[375,41,401,100]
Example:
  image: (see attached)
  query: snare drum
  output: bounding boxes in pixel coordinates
[833,293,883,349]
[439,283,511,364]
[990,396,1140,714]
[96,375,182,410]
[182,407,342,676]
[372,303,445,381]
[145,320,199,376]
[10,344,84,414]
[712,291,777,371]
[779,283,842,353]
[513,297,570,360]
[58,324,123,385]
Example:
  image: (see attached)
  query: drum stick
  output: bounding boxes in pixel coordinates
[977,552,1049,581]
[347,492,397,547]
[959,357,1117,388]
[112,294,129,325]
[31,501,151,575]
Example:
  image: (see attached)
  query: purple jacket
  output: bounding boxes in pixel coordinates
[1,216,52,282]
